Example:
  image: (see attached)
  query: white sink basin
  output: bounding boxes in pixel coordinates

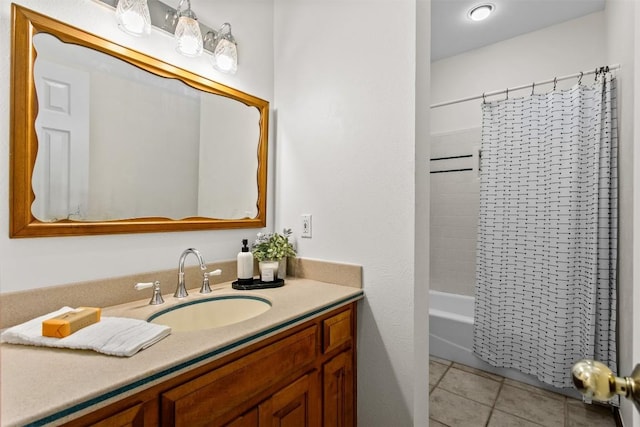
[148,296,271,332]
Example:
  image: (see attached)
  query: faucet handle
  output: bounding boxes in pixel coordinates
[135,281,165,305]
[200,269,222,294]
[134,282,153,291]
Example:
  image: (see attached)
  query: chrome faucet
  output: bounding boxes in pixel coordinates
[175,248,207,298]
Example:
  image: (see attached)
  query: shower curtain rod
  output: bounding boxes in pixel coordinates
[430,64,620,109]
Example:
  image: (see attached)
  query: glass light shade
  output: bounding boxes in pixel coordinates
[115,0,151,37]
[175,13,203,57]
[212,24,238,74]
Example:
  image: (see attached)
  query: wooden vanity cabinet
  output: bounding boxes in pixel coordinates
[63,303,357,427]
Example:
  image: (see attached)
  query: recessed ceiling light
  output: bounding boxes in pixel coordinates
[468,4,494,21]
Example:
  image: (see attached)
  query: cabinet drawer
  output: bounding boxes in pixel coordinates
[161,326,317,427]
[322,309,352,353]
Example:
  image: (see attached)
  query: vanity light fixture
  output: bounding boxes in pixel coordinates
[468,3,494,21]
[104,0,239,72]
[209,23,238,74]
[115,0,151,37]
[172,0,203,57]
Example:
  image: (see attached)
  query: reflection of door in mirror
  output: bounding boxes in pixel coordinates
[32,59,90,221]
[31,33,260,222]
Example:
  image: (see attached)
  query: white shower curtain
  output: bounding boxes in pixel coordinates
[473,73,618,389]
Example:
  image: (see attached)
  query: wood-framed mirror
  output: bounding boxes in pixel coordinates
[10,4,269,238]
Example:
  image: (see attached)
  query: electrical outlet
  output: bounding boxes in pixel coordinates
[301,214,312,238]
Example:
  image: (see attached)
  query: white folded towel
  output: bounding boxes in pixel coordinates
[0,307,171,357]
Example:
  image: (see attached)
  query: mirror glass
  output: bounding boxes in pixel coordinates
[10,5,269,237]
[32,33,259,222]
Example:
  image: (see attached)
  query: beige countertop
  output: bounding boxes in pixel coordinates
[0,278,363,426]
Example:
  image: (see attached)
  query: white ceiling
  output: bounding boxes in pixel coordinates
[432,0,606,61]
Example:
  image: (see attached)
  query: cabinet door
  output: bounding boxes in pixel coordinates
[225,407,259,427]
[323,350,354,427]
[88,402,144,427]
[259,371,320,427]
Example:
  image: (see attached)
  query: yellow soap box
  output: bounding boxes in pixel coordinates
[42,307,101,338]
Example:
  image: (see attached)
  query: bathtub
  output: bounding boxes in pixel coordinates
[429,290,580,398]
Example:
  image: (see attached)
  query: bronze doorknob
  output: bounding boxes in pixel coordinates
[572,359,640,411]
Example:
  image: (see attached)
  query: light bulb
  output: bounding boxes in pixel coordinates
[115,0,151,37]
[175,15,203,57]
[468,4,494,21]
[214,39,238,73]
[212,23,238,74]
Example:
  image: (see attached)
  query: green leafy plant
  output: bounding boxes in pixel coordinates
[252,228,296,262]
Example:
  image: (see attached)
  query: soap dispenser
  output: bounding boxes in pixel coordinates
[237,239,254,286]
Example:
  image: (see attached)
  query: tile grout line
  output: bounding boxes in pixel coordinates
[484,378,505,427]
[437,365,550,426]
[432,361,453,391]
[499,381,567,426]
[443,366,504,408]
[435,362,504,426]
[429,360,454,427]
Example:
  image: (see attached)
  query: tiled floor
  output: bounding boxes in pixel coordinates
[429,356,617,427]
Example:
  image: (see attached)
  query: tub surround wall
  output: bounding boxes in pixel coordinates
[430,128,480,297]
[0,258,362,329]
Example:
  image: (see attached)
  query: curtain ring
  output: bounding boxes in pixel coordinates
[505,88,509,100]
[595,67,599,82]
[531,82,535,96]
[578,71,583,85]
[553,77,557,91]
[482,93,486,104]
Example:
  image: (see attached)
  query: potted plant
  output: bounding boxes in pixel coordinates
[252,229,296,281]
